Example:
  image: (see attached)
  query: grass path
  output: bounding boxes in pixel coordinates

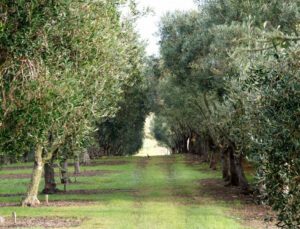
[136,114,170,157]
[0,155,274,229]
[127,156,245,229]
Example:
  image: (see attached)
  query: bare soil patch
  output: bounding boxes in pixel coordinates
[199,178,253,202]
[42,200,98,207]
[88,160,129,166]
[76,170,119,177]
[0,188,137,202]
[184,154,203,164]
[0,160,128,171]
[57,188,138,196]
[0,193,24,198]
[154,155,177,166]
[0,216,82,228]
[0,165,33,171]
[230,205,278,229]
[0,201,99,208]
[199,178,277,228]
[136,157,149,169]
[0,170,119,180]
[0,174,31,179]
[0,202,21,207]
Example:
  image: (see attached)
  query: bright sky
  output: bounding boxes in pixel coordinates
[135,0,197,56]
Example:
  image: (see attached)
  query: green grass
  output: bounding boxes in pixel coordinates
[0,155,255,229]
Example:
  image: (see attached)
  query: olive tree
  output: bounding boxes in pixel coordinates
[0,0,145,206]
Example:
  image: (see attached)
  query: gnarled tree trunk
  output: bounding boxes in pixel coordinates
[74,159,80,175]
[209,152,217,170]
[228,146,239,186]
[221,148,230,182]
[82,151,90,165]
[42,161,57,194]
[223,143,249,191]
[60,160,69,184]
[234,154,250,192]
[74,158,80,183]
[22,145,44,207]
[200,137,209,162]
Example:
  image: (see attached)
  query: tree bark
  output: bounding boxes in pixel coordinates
[74,159,80,175]
[23,151,29,162]
[200,138,209,162]
[83,151,90,165]
[60,160,69,184]
[189,134,202,156]
[179,137,186,153]
[221,148,230,182]
[233,154,250,192]
[74,159,80,183]
[171,147,176,154]
[209,152,217,170]
[228,147,239,186]
[42,161,57,194]
[22,145,44,207]
[226,144,249,190]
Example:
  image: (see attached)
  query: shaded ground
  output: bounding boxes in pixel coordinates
[56,188,138,196]
[0,201,98,208]
[1,160,128,171]
[0,155,277,229]
[88,160,129,166]
[199,179,253,202]
[0,170,119,179]
[198,179,277,228]
[0,188,137,200]
[1,165,33,171]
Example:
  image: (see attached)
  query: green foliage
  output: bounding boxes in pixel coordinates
[0,1,146,162]
[97,77,150,156]
[152,0,300,227]
[151,115,171,147]
[230,29,300,227]
[143,56,161,113]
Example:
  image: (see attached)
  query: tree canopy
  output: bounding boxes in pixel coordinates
[0,0,147,206]
[151,0,300,227]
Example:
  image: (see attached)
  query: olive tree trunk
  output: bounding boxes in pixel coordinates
[83,151,90,165]
[228,147,239,186]
[74,159,80,175]
[200,138,209,162]
[22,145,44,207]
[73,157,80,183]
[221,148,230,182]
[223,144,249,191]
[42,161,57,194]
[209,152,217,170]
[60,160,69,184]
[233,154,250,191]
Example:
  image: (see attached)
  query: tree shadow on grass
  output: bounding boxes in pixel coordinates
[0,170,119,179]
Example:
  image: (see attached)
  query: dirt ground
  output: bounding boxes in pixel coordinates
[199,178,277,229]
[0,169,119,179]
[0,217,82,228]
